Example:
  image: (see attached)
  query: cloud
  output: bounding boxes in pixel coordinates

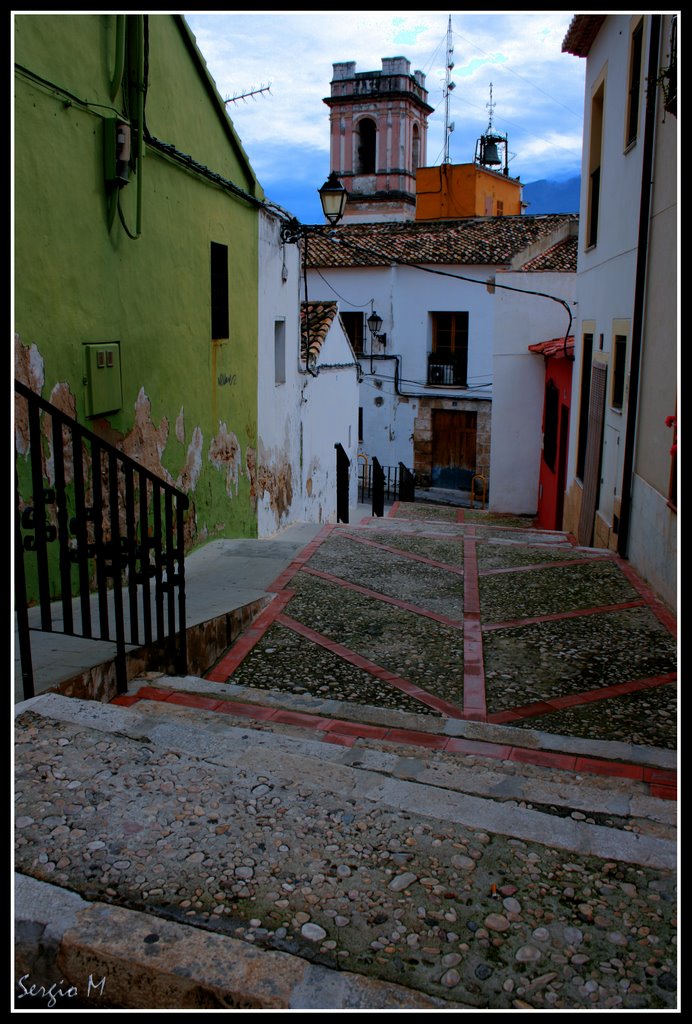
[184,11,586,219]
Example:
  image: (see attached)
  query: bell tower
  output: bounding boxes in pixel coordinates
[324,57,434,222]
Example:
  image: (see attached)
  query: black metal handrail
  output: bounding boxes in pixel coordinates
[358,458,415,513]
[14,379,189,699]
[335,442,350,524]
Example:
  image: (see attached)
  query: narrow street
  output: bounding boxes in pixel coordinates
[15,502,677,1010]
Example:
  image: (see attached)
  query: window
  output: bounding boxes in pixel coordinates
[412,125,420,171]
[358,407,364,444]
[210,242,229,340]
[357,118,376,174]
[274,320,286,385]
[429,312,469,386]
[543,379,559,471]
[576,331,594,481]
[611,334,627,410]
[626,19,644,147]
[662,16,677,117]
[340,311,365,354]
[587,81,604,248]
[496,200,504,217]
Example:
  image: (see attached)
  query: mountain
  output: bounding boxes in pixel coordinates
[522,176,580,215]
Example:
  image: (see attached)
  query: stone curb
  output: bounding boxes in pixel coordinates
[126,673,678,772]
[16,694,676,869]
[14,875,463,1010]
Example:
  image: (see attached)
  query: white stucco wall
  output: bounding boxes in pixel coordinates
[257,211,305,537]
[307,262,495,475]
[627,473,677,611]
[302,317,360,523]
[490,270,577,514]
[258,213,359,535]
[562,13,677,612]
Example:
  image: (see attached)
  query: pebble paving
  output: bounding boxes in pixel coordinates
[13,708,678,1010]
[285,572,465,708]
[483,608,677,717]
[15,502,678,1009]
[229,623,440,716]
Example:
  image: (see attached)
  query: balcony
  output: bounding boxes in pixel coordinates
[427,352,467,387]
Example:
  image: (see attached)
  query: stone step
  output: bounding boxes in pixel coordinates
[15,689,678,1010]
[21,687,677,866]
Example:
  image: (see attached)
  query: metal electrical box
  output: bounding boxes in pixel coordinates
[83,342,123,417]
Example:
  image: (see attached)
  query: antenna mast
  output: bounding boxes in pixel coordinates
[442,16,455,163]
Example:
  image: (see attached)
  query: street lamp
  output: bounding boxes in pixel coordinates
[279,173,348,372]
[318,171,348,225]
[280,172,347,243]
[367,310,386,348]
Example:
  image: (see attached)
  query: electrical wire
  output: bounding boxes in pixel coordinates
[330,232,575,361]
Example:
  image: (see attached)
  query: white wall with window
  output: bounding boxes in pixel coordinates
[309,262,495,477]
[563,13,677,608]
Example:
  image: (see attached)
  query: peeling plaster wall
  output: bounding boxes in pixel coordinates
[256,211,305,537]
[257,210,359,532]
[14,15,261,565]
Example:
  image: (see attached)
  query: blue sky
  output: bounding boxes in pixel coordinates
[184,11,587,223]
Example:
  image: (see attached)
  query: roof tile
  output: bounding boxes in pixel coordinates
[301,301,338,363]
[518,235,578,272]
[305,214,578,269]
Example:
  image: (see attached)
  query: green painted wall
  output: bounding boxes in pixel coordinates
[14,14,262,550]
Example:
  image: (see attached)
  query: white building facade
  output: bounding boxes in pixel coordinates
[561,14,677,609]
[257,210,359,535]
[306,216,577,513]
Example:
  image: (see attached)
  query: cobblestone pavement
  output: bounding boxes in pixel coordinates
[209,503,677,752]
[14,502,678,1010]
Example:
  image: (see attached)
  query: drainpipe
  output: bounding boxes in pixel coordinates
[110,15,126,99]
[617,14,661,558]
[135,14,145,237]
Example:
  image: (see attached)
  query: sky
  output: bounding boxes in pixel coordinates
[185,11,587,224]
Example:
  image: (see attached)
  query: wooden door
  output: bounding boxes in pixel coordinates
[577,364,606,545]
[431,410,477,488]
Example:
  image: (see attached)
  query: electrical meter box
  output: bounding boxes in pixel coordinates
[83,342,123,417]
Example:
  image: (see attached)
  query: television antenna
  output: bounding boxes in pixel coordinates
[224,84,272,105]
[442,16,456,164]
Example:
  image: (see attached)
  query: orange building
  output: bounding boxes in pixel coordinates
[415,162,523,220]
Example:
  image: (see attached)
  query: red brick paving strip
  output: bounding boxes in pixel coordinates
[482,599,646,633]
[462,529,487,722]
[111,687,676,799]
[340,531,465,576]
[487,672,677,725]
[275,613,465,719]
[300,565,464,628]
[204,591,294,682]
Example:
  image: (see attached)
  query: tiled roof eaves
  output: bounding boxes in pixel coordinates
[305,214,578,270]
[562,14,606,57]
[529,336,575,358]
[300,301,338,362]
[517,236,578,273]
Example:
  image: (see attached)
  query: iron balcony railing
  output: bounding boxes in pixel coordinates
[15,379,189,699]
[427,352,467,387]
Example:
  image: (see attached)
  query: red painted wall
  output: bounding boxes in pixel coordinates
[536,354,573,531]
